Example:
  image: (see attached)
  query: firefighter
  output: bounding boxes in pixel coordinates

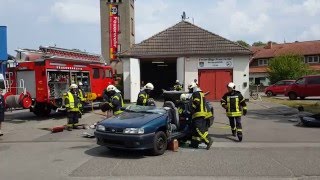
[189,82,213,150]
[0,89,5,136]
[64,84,82,131]
[77,82,86,113]
[220,82,247,142]
[173,80,183,91]
[103,85,124,116]
[177,93,192,131]
[137,83,154,106]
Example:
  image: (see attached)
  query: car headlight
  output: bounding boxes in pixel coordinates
[123,128,144,134]
[96,125,106,131]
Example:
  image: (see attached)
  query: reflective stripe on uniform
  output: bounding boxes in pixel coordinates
[66,92,79,112]
[235,98,239,112]
[114,110,123,115]
[139,93,148,105]
[192,136,201,142]
[192,92,207,119]
[196,128,209,143]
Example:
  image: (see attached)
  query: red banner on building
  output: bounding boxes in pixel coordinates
[109,4,119,61]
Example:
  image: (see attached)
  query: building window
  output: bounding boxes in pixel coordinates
[305,56,319,63]
[131,18,135,36]
[258,59,268,66]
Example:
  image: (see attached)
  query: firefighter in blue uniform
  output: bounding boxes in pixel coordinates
[189,82,213,150]
[221,82,247,142]
[101,85,124,116]
[137,83,154,106]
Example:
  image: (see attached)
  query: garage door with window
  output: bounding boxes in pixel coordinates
[199,70,232,101]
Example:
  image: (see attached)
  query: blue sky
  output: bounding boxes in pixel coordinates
[1,0,320,55]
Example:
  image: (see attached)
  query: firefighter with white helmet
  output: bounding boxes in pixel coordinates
[173,79,183,91]
[101,84,124,115]
[137,82,154,106]
[64,84,82,131]
[188,82,213,150]
[221,82,247,142]
[77,82,86,113]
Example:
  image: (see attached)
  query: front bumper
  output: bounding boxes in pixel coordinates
[94,130,155,150]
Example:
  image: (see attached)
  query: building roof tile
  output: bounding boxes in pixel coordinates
[120,21,252,58]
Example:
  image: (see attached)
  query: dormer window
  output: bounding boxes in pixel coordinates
[305,56,319,63]
[258,59,268,66]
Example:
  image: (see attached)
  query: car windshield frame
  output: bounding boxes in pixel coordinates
[124,105,166,114]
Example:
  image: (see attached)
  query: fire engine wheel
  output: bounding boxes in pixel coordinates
[33,104,52,117]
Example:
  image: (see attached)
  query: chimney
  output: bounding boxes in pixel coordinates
[266,41,272,49]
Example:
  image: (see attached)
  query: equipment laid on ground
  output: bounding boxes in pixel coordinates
[300,114,320,127]
[4,46,115,116]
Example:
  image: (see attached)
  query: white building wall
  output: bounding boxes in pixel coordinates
[177,57,185,87]
[123,58,130,100]
[123,58,141,102]
[184,57,199,91]
[233,56,250,99]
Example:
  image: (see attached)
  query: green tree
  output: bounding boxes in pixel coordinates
[236,40,250,48]
[252,41,266,46]
[267,54,311,84]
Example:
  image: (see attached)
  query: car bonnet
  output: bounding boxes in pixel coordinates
[99,112,165,128]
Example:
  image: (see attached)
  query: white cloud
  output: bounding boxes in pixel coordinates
[51,0,99,24]
[299,24,320,41]
[230,12,269,34]
[303,0,320,16]
[284,0,320,16]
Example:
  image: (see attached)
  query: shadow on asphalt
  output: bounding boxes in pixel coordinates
[5,111,66,123]
[248,107,299,125]
[85,146,151,159]
[209,134,239,142]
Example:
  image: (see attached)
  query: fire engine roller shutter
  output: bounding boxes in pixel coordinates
[17,71,36,98]
[199,70,232,101]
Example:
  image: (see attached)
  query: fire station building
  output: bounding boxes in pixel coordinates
[120,21,252,102]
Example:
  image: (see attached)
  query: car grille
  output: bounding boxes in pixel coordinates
[104,127,124,134]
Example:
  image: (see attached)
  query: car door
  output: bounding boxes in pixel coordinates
[306,76,320,96]
[273,81,285,94]
[294,78,307,97]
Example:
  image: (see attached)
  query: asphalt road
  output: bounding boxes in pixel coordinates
[1,100,320,180]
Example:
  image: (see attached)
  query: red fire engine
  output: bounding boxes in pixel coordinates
[4,46,114,116]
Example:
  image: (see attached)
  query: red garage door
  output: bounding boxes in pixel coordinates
[199,70,232,101]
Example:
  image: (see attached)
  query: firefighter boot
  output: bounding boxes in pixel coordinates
[206,138,213,150]
[237,131,243,142]
[232,130,236,137]
[189,140,199,148]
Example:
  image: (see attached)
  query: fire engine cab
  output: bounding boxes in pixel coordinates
[4,46,114,116]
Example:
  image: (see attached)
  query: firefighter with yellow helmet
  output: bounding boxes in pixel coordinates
[189,82,213,150]
[221,82,247,142]
[64,84,82,131]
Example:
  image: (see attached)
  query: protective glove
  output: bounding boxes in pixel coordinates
[243,109,247,116]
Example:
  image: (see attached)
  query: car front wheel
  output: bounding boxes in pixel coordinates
[266,91,273,97]
[152,131,167,156]
[288,92,297,100]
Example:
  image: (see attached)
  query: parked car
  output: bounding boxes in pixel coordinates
[264,80,295,96]
[285,75,320,100]
[94,103,189,155]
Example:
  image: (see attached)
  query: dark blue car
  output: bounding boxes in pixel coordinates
[94,102,189,155]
